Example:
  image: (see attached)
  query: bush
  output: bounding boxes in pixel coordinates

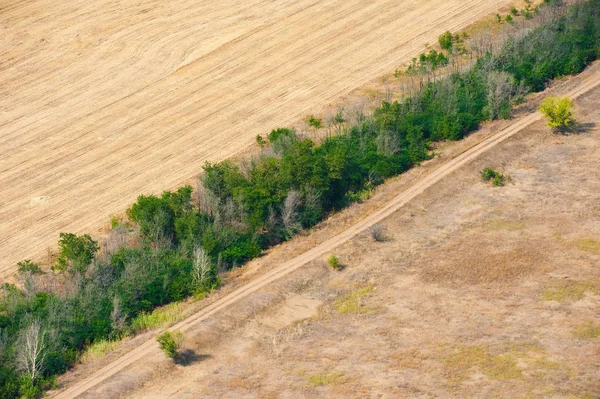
[157,331,184,359]
[308,115,322,129]
[327,255,343,270]
[369,224,386,242]
[539,96,574,131]
[481,168,505,186]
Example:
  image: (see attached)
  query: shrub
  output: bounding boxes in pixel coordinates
[539,96,574,131]
[157,331,184,359]
[327,255,343,270]
[480,168,505,186]
[17,260,43,275]
[308,115,322,129]
[369,224,386,242]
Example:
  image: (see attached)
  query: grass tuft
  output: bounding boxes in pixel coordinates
[573,321,600,340]
[307,372,345,386]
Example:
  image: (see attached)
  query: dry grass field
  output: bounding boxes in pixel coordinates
[0,0,513,279]
[50,65,600,398]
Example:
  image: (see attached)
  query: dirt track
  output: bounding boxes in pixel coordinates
[0,0,512,279]
[50,63,600,399]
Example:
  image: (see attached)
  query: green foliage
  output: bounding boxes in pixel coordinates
[539,96,575,131]
[157,331,183,359]
[308,115,322,129]
[2,1,600,396]
[17,260,43,275]
[439,31,454,52]
[53,233,99,273]
[256,135,267,147]
[327,255,343,270]
[481,168,506,186]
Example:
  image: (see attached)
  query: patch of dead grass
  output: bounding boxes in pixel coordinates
[483,218,528,232]
[421,240,546,286]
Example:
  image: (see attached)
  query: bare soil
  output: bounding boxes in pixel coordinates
[0,0,514,279]
[49,63,600,398]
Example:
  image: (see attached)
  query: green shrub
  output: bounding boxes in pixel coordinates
[308,115,322,129]
[17,260,43,275]
[539,96,574,131]
[327,255,343,270]
[481,168,505,186]
[157,331,184,359]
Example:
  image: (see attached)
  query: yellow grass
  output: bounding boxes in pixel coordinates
[333,286,374,315]
[541,280,599,303]
[573,321,600,340]
[80,339,121,363]
[307,372,345,386]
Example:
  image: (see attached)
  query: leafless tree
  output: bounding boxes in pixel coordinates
[16,318,47,380]
[369,224,387,242]
[192,246,213,287]
[282,190,302,237]
[376,129,400,156]
[110,297,126,333]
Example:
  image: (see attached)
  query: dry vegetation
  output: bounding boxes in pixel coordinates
[0,0,513,280]
[55,63,600,399]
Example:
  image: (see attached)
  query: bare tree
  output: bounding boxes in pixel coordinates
[376,129,400,156]
[110,297,126,333]
[16,318,47,380]
[192,246,213,287]
[282,190,302,237]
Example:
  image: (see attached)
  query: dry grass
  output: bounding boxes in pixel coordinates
[483,218,528,232]
[421,240,546,286]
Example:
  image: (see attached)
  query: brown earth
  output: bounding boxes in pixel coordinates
[49,64,600,398]
[0,0,514,279]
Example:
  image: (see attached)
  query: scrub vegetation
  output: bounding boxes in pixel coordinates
[2,0,600,396]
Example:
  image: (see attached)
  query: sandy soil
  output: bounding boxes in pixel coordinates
[120,74,600,399]
[0,0,513,279]
[48,62,600,398]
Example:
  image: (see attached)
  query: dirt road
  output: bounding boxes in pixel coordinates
[50,63,600,399]
[0,0,511,279]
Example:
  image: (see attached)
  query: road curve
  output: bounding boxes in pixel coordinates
[51,70,600,399]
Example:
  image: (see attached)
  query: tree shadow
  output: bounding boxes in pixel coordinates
[558,121,596,135]
[175,349,211,366]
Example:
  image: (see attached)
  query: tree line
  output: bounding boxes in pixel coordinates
[1,0,599,396]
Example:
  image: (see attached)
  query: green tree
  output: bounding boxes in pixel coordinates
[157,331,183,359]
[54,233,99,273]
[539,96,575,131]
